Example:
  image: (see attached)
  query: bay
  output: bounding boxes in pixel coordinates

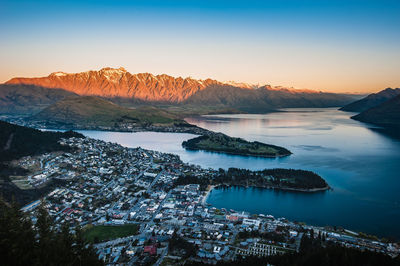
[77,108,400,239]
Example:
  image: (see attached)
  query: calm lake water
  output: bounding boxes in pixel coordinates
[77,108,400,239]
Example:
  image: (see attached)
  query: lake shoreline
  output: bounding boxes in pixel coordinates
[182,146,291,158]
[202,185,215,205]
[211,184,331,194]
[9,118,292,159]
[8,108,400,239]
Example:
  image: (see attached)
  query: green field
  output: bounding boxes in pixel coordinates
[11,177,32,190]
[32,96,181,127]
[83,224,139,243]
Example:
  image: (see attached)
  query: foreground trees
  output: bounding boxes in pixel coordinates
[0,199,103,265]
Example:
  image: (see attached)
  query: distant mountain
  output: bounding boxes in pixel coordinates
[4,67,355,113]
[0,84,76,115]
[185,84,354,113]
[352,95,400,129]
[340,88,400,112]
[30,96,182,128]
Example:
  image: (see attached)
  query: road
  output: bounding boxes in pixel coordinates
[154,245,169,266]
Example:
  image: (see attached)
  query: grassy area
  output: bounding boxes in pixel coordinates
[33,96,181,127]
[161,104,241,117]
[11,178,32,189]
[83,224,139,243]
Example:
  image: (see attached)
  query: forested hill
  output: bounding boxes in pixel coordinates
[182,134,291,158]
[0,120,83,162]
[174,168,329,192]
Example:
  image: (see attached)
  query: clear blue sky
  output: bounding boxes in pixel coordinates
[1,0,399,92]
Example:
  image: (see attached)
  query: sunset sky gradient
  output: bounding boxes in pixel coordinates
[1,0,399,93]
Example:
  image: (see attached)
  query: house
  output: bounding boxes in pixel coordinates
[242,218,261,228]
[144,244,157,256]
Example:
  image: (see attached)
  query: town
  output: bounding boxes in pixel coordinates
[16,136,400,265]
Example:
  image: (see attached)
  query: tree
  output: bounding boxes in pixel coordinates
[0,198,35,264]
[0,197,103,265]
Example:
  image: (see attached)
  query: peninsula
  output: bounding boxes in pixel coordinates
[175,167,330,192]
[182,134,291,158]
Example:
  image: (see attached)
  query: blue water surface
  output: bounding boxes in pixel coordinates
[77,108,400,238]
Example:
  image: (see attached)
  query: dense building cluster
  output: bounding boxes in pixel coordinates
[16,137,400,265]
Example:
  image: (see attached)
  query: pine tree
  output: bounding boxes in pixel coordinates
[35,200,55,265]
[0,197,103,265]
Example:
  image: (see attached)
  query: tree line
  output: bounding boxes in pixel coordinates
[173,168,328,190]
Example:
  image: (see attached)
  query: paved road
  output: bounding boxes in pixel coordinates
[154,245,169,266]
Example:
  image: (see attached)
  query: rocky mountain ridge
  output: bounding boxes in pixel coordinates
[6,67,347,103]
[2,67,357,114]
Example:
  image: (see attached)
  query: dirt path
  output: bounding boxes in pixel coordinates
[3,133,14,151]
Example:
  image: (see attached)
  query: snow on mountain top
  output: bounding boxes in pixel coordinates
[50,72,67,77]
[223,80,260,89]
[100,67,127,74]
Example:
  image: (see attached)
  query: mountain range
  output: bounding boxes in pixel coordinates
[2,67,357,115]
[6,67,219,102]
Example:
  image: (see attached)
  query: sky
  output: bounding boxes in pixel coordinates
[0,0,399,93]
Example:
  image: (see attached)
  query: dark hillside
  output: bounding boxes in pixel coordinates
[0,120,83,162]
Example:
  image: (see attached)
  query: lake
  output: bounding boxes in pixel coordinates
[77,108,400,239]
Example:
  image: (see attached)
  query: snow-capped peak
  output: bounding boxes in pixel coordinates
[100,67,127,74]
[50,72,67,77]
[223,80,260,89]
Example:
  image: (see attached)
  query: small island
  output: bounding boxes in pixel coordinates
[182,134,291,158]
[175,167,330,192]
